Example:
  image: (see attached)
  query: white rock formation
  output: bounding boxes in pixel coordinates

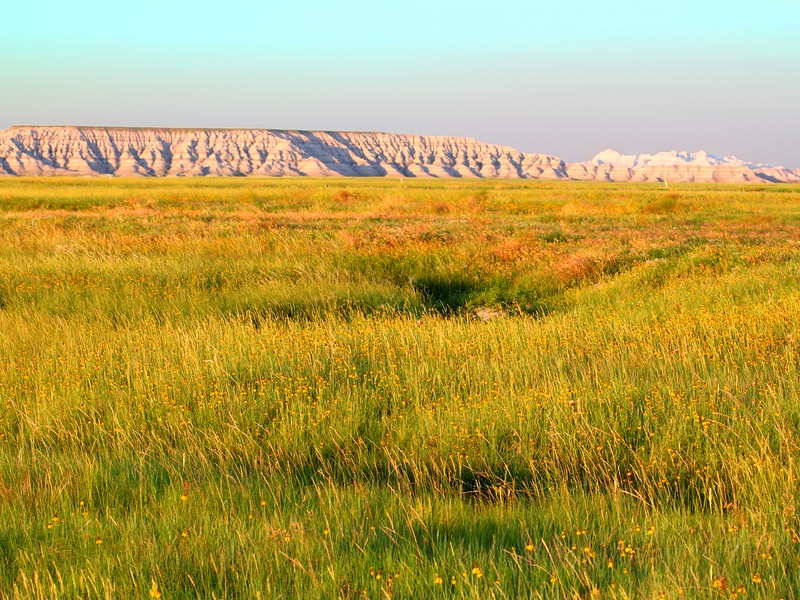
[567,149,800,183]
[0,126,566,179]
[588,149,771,169]
[0,128,796,183]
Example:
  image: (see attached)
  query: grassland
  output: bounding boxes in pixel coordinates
[0,177,799,599]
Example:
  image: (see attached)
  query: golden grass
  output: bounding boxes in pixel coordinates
[0,178,799,598]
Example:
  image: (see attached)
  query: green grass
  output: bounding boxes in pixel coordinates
[1,178,799,598]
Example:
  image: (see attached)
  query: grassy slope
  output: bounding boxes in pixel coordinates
[0,178,799,598]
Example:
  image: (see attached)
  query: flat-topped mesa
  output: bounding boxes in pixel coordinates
[1,128,796,182]
[0,126,567,179]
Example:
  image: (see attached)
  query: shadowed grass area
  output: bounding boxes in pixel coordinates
[0,178,799,598]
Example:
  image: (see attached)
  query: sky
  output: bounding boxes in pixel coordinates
[2,0,798,166]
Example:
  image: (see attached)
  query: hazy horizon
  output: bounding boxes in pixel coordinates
[2,0,798,167]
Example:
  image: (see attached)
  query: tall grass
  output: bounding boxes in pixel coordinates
[0,178,799,598]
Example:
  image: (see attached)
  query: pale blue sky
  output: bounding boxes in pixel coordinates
[2,0,798,165]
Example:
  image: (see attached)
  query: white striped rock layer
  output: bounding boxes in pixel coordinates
[0,127,797,182]
[0,127,566,179]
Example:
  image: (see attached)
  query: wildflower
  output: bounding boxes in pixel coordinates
[471,564,483,578]
[752,573,762,584]
[525,541,534,552]
[149,581,162,599]
[95,537,103,545]
[434,575,443,585]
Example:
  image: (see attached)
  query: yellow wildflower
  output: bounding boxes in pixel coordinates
[149,581,162,599]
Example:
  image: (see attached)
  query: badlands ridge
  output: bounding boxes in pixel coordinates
[0,126,797,183]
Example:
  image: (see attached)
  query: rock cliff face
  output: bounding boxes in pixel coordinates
[0,127,797,183]
[0,126,566,179]
[567,149,800,183]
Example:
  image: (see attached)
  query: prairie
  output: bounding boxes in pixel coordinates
[0,178,799,598]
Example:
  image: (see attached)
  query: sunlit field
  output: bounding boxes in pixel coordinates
[1,177,799,599]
